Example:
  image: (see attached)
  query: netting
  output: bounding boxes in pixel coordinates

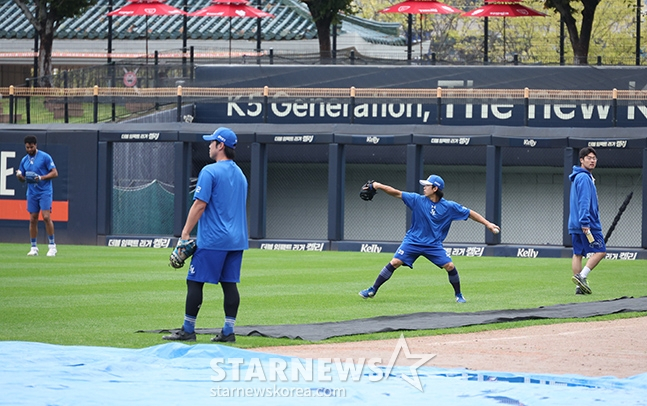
[112,180,175,235]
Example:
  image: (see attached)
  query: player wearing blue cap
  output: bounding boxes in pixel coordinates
[359,175,500,303]
[164,127,249,343]
[16,135,59,257]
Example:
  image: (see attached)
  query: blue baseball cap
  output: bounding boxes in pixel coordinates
[203,127,237,149]
[419,174,445,190]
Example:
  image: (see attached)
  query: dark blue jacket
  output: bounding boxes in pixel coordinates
[568,165,602,234]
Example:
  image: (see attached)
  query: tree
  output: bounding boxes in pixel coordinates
[12,0,97,86]
[300,0,357,59]
[544,0,602,64]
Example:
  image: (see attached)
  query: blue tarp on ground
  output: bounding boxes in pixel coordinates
[2,341,647,405]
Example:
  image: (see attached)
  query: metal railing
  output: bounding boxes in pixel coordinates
[1,85,646,125]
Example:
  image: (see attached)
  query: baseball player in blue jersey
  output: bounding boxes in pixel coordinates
[16,135,58,257]
[164,127,249,343]
[569,147,606,295]
[359,175,500,303]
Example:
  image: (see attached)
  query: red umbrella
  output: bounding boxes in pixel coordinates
[108,0,187,63]
[461,0,546,62]
[379,0,462,14]
[379,0,462,61]
[190,0,274,63]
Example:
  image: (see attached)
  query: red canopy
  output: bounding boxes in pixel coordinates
[107,0,186,17]
[379,0,462,15]
[461,0,547,18]
[379,0,462,61]
[189,0,274,18]
[107,0,186,63]
[189,0,275,62]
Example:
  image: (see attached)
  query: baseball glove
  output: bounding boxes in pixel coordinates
[169,239,197,269]
[359,180,377,201]
[24,171,40,184]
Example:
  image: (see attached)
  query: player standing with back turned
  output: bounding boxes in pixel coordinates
[358,175,500,303]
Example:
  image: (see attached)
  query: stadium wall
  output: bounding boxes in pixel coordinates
[193,65,647,127]
[0,123,645,259]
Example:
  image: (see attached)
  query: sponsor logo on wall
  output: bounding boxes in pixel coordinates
[517,248,540,258]
[259,242,326,251]
[107,237,173,248]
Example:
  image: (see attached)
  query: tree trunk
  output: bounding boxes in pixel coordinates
[315,19,332,60]
[38,28,54,87]
[38,20,55,87]
[577,1,598,65]
[304,2,334,62]
[552,0,600,65]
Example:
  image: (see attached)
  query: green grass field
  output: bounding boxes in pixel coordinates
[1,243,646,349]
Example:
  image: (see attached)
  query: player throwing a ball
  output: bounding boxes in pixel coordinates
[358,175,500,303]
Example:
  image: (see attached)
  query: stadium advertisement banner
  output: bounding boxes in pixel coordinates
[194,65,647,127]
[195,99,647,127]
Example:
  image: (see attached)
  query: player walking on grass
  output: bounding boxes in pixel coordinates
[569,147,606,295]
[359,175,500,303]
[16,135,58,257]
[163,128,249,343]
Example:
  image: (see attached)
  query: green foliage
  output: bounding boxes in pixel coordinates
[302,0,357,24]
[12,0,98,84]
[12,0,98,26]
[50,0,98,19]
[353,0,644,64]
[0,244,645,349]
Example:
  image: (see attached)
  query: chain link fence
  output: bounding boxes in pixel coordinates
[265,144,328,240]
[344,145,408,241]
[112,142,176,235]
[105,138,643,247]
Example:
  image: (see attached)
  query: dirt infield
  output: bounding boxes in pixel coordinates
[254,316,647,378]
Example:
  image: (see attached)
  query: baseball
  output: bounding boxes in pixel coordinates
[493,228,500,234]
[15,170,21,177]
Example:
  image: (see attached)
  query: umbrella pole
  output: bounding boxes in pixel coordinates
[503,18,506,63]
[145,16,149,65]
[229,17,232,64]
[407,14,412,61]
[420,14,423,60]
[484,17,488,65]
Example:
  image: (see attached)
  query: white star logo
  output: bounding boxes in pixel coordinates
[382,334,436,391]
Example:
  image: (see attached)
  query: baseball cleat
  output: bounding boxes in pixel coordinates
[455,293,467,303]
[575,286,584,295]
[358,286,376,299]
[211,332,236,343]
[27,247,39,256]
[162,328,196,342]
[47,244,57,257]
[572,274,591,294]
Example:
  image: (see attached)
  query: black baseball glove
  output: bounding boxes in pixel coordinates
[169,239,197,269]
[359,180,377,201]
[24,171,40,184]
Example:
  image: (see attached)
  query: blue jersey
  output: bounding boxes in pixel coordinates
[19,150,56,198]
[401,192,471,246]
[194,160,248,251]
